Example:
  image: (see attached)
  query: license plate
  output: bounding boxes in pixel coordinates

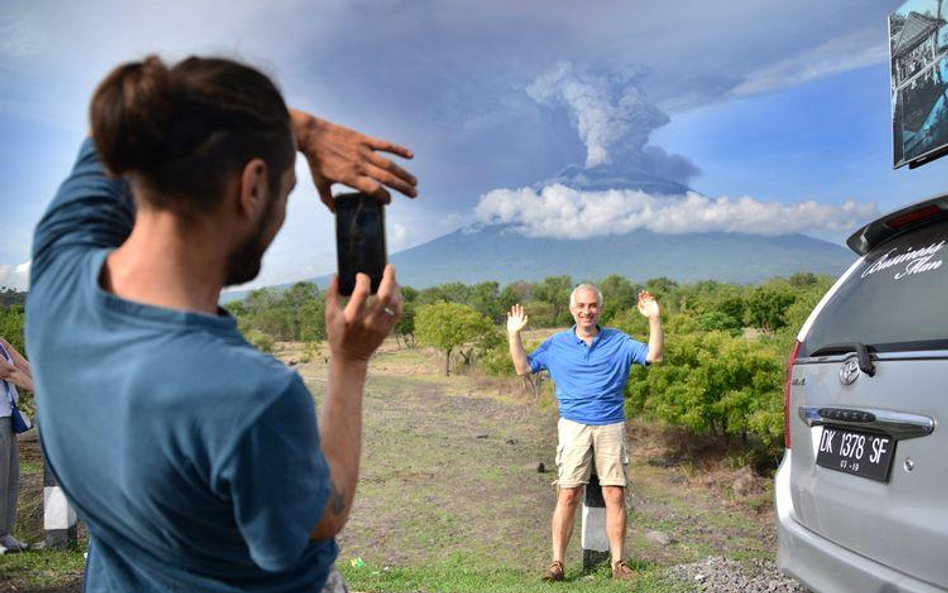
[815,427,897,482]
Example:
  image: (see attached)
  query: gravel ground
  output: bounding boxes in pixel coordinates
[669,556,808,593]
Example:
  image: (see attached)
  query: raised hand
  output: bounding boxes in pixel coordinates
[636,290,660,319]
[291,110,418,211]
[506,304,529,336]
[325,265,403,363]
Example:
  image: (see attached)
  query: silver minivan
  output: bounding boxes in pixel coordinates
[775,194,948,593]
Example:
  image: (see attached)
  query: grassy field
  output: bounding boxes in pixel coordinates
[0,334,780,592]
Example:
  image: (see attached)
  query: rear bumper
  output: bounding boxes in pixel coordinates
[775,451,947,593]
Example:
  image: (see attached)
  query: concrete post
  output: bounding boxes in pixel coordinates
[43,457,77,548]
[581,473,610,570]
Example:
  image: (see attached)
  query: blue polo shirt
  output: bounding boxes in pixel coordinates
[528,327,649,425]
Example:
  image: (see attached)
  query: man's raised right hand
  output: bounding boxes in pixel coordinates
[325,265,402,364]
[506,304,529,336]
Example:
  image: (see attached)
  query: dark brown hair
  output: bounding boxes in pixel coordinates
[90,55,295,214]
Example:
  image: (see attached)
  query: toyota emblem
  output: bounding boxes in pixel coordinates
[839,359,859,385]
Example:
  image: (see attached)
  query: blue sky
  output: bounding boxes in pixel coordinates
[2,0,948,290]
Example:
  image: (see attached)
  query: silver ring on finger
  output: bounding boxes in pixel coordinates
[383,307,396,317]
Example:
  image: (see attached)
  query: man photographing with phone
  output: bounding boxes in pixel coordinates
[26,55,416,592]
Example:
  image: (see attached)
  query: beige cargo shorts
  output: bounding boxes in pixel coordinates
[555,417,630,488]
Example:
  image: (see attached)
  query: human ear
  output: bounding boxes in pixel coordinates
[236,158,270,221]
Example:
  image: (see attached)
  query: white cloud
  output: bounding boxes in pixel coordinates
[0,260,31,291]
[390,223,409,251]
[474,184,877,239]
[730,31,888,98]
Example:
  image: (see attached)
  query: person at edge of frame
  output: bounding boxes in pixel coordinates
[0,337,33,554]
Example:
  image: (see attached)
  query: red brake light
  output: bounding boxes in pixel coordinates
[784,340,802,450]
[884,205,941,229]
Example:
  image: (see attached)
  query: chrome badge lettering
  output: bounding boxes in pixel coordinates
[861,240,945,281]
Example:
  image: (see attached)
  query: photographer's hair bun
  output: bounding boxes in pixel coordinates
[90,55,179,176]
[86,54,294,213]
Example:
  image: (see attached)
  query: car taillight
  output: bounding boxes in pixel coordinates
[884,204,941,229]
[784,340,801,450]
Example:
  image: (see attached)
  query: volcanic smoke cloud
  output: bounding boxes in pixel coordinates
[527,62,699,186]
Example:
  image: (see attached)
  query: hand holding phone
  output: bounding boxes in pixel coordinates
[335,192,387,296]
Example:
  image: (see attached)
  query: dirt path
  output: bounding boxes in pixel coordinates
[298,343,559,569]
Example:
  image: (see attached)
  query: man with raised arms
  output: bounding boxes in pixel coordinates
[506,284,663,582]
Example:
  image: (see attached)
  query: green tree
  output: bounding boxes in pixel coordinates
[394,301,417,347]
[522,300,559,328]
[298,298,327,342]
[788,272,820,288]
[499,281,531,308]
[418,282,469,306]
[781,276,834,333]
[468,281,503,322]
[626,331,782,445]
[256,306,297,341]
[244,329,275,353]
[283,282,319,308]
[645,276,679,299]
[0,288,26,310]
[400,286,419,304]
[599,274,636,323]
[532,275,572,324]
[745,285,796,332]
[696,311,742,335]
[717,294,747,323]
[415,302,495,375]
[233,282,322,343]
[0,305,26,354]
[243,287,280,312]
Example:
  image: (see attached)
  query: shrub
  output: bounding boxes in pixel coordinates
[625,331,783,451]
[244,329,274,354]
[415,302,495,375]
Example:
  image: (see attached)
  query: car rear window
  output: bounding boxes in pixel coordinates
[804,219,948,355]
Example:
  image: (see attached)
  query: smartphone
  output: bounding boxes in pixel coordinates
[335,192,387,296]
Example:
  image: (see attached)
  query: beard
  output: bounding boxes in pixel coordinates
[223,230,267,287]
[223,193,279,287]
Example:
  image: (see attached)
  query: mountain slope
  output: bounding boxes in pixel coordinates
[384,224,854,288]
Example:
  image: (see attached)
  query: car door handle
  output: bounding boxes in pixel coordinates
[798,405,935,440]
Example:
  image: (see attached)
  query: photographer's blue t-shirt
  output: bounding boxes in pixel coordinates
[529,328,649,425]
[26,139,336,592]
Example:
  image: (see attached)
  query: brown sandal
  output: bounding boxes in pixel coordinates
[541,560,565,582]
[612,559,635,580]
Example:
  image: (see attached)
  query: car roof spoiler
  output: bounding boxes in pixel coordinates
[846,193,948,256]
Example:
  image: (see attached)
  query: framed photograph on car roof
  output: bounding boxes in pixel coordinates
[890,0,948,168]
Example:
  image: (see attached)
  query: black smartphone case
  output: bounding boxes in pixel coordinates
[334,193,387,296]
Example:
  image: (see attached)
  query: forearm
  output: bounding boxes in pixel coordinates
[32,138,135,285]
[311,356,367,540]
[508,333,532,376]
[3,341,31,377]
[646,317,664,364]
[14,371,33,392]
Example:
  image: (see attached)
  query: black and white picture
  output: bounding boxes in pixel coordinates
[891,0,948,168]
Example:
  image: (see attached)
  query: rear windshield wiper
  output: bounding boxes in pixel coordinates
[807,342,876,377]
